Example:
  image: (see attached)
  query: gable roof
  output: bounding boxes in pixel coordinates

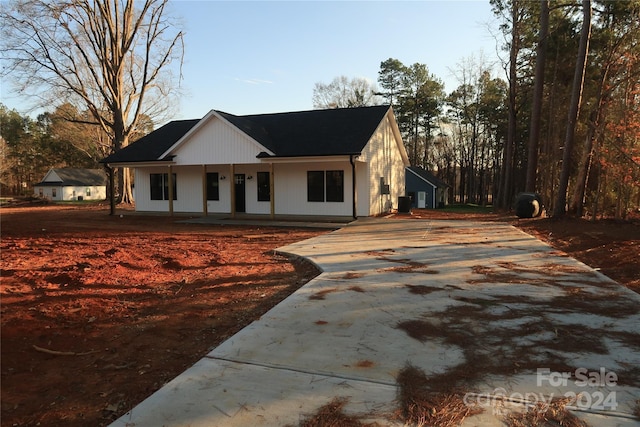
[101,105,392,164]
[407,166,450,188]
[35,168,107,186]
[102,119,200,164]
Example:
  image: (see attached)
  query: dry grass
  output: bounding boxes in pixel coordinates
[375,257,439,274]
[295,397,375,427]
[365,249,396,257]
[309,288,338,300]
[341,272,366,280]
[395,364,483,427]
[503,397,589,427]
[396,319,442,343]
[395,291,609,384]
[309,285,366,300]
[405,284,443,295]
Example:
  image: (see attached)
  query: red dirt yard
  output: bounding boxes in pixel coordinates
[1,204,638,426]
[1,204,324,426]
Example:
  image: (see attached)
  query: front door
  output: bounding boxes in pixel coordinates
[234,174,246,213]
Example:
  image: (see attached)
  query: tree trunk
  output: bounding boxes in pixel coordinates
[122,168,134,204]
[500,0,519,209]
[553,0,592,217]
[525,0,549,193]
[570,107,601,216]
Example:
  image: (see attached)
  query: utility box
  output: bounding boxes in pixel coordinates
[380,177,390,195]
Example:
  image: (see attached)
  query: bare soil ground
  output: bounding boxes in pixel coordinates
[1,204,324,426]
[1,204,638,426]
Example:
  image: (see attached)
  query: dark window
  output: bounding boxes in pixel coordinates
[307,171,324,202]
[150,173,176,200]
[257,171,270,201]
[325,170,344,202]
[206,172,219,200]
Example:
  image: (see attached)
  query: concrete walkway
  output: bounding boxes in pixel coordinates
[110,218,640,427]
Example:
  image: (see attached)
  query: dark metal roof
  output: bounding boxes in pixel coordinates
[407,166,450,188]
[35,168,107,186]
[101,106,391,164]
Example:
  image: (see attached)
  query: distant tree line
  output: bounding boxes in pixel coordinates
[0,103,153,196]
[313,0,640,219]
[2,1,637,219]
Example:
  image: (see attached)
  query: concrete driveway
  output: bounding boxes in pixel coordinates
[111,218,640,427]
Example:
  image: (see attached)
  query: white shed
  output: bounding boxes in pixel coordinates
[34,168,107,201]
[101,105,409,219]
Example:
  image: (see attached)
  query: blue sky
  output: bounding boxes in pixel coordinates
[2,1,503,121]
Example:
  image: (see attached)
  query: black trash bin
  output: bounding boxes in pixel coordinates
[398,196,412,213]
[515,192,543,218]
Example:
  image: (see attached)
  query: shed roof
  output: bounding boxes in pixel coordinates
[407,166,450,189]
[102,105,392,164]
[35,168,107,187]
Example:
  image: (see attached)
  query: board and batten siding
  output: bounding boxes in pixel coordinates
[135,166,205,213]
[171,116,267,166]
[130,109,406,217]
[232,164,272,215]
[274,162,354,217]
[360,112,406,215]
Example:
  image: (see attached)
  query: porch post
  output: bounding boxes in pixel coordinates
[229,164,235,219]
[167,165,174,216]
[202,165,208,215]
[350,155,357,219]
[269,162,275,219]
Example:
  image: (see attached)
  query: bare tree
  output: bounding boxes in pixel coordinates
[312,76,381,109]
[1,0,184,211]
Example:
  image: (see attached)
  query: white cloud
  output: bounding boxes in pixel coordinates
[234,78,274,85]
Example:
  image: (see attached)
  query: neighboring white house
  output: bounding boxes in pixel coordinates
[101,105,409,218]
[34,168,107,201]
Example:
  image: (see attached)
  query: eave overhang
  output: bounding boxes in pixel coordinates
[256,153,363,164]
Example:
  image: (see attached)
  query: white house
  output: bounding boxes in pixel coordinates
[101,105,409,219]
[34,168,107,201]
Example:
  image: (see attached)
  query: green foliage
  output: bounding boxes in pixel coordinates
[376,58,446,169]
[0,103,114,196]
